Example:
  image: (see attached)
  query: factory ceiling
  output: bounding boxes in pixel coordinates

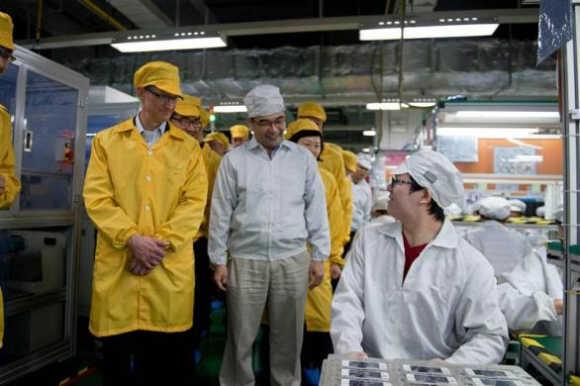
[0,0,556,142]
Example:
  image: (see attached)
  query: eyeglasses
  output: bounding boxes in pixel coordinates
[172,115,201,127]
[0,47,15,63]
[254,117,285,130]
[146,87,179,104]
[390,176,413,186]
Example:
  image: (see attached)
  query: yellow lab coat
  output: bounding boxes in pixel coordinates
[320,143,352,245]
[83,118,207,337]
[196,144,221,240]
[305,167,344,332]
[1,104,20,349]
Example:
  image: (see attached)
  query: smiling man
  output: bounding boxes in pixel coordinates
[209,85,330,386]
[83,61,207,386]
[331,149,508,365]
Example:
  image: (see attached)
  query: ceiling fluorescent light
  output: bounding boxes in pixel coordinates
[111,32,226,53]
[213,104,247,113]
[360,23,498,41]
[437,127,540,138]
[454,111,560,119]
[363,130,377,136]
[366,102,401,110]
[407,101,437,108]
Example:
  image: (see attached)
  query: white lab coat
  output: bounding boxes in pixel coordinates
[331,219,508,364]
[463,221,532,275]
[351,179,372,232]
[498,249,563,335]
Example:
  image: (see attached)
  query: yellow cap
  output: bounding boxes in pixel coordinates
[199,108,210,128]
[230,124,250,139]
[297,101,327,122]
[133,61,182,97]
[190,96,202,106]
[204,131,229,148]
[0,12,14,51]
[174,95,201,117]
[343,150,358,173]
[285,118,321,140]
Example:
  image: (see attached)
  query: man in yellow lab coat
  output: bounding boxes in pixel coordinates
[286,119,344,383]
[0,11,20,352]
[171,95,222,348]
[298,102,352,256]
[83,61,207,386]
[230,124,250,147]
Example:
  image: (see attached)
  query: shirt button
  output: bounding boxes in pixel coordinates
[145,175,151,182]
[144,205,150,211]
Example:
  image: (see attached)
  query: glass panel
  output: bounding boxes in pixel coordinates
[0,302,65,363]
[20,71,78,211]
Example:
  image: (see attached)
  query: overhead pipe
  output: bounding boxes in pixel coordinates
[77,0,126,31]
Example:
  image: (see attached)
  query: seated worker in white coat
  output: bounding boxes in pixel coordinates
[464,196,532,276]
[497,205,564,335]
[331,149,508,364]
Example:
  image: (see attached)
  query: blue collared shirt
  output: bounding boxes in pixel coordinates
[135,112,167,147]
[208,137,330,264]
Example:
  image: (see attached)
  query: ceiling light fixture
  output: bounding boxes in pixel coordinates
[212,104,248,113]
[366,102,401,110]
[360,19,498,41]
[363,129,377,136]
[111,30,226,53]
[437,127,541,138]
[454,111,560,119]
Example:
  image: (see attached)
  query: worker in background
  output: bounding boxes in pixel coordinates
[508,198,527,218]
[204,131,230,156]
[285,118,344,385]
[209,85,329,386]
[497,204,564,335]
[298,102,352,251]
[331,149,508,364]
[171,95,222,355]
[0,11,19,352]
[370,194,395,225]
[350,154,372,238]
[464,196,532,276]
[83,61,208,386]
[230,124,250,147]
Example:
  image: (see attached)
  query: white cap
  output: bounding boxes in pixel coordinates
[372,193,390,213]
[357,154,372,171]
[444,203,463,217]
[244,85,285,118]
[395,149,464,209]
[477,196,511,220]
[509,199,526,213]
[536,205,546,218]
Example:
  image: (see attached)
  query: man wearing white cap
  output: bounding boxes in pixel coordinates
[350,155,372,237]
[331,149,508,364]
[465,196,532,275]
[209,85,330,385]
[508,199,527,218]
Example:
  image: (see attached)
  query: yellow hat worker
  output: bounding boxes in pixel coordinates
[230,124,250,147]
[204,131,230,156]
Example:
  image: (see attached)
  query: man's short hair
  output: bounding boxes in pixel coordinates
[409,176,445,222]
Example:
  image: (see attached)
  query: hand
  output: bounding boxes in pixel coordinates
[213,264,228,291]
[0,175,5,195]
[346,351,368,360]
[129,259,153,276]
[330,263,342,280]
[309,260,324,289]
[554,299,564,315]
[127,235,168,271]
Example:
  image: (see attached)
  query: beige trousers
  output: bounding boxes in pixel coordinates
[219,251,310,386]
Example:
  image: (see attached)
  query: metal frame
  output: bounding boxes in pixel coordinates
[0,45,89,384]
[562,0,580,382]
